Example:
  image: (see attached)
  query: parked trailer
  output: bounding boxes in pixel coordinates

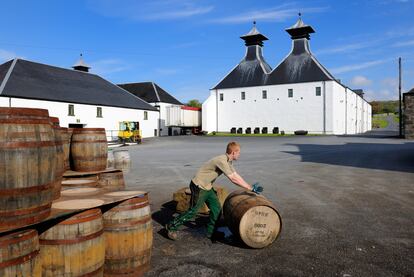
[166,105,201,134]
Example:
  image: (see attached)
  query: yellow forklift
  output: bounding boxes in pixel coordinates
[118,121,142,144]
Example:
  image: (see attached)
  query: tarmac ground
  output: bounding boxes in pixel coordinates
[122,129,414,277]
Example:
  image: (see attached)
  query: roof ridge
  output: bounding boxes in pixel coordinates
[151,82,161,102]
[0,58,18,95]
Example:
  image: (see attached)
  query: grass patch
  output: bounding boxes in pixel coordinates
[393,114,400,123]
[372,115,388,128]
[206,132,322,137]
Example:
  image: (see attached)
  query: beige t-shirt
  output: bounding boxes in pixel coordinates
[192,154,236,190]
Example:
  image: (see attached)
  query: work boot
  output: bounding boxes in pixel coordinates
[165,224,178,241]
[207,231,225,243]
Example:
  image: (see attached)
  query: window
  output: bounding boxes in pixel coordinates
[96,107,103,118]
[219,93,224,101]
[144,111,148,120]
[316,87,321,96]
[262,90,267,99]
[68,104,74,116]
[241,91,245,100]
[288,89,293,98]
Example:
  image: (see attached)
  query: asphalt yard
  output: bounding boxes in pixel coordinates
[123,130,414,277]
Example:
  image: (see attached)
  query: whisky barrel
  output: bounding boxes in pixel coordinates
[49,116,60,127]
[39,208,105,277]
[59,127,71,170]
[103,193,152,277]
[223,190,282,249]
[0,107,55,232]
[173,186,228,214]
[71,128,107,172]
[61,179,98,187]
[113,149,130,171]
[0,229,41,277]
[51,125,65,200]
[97,171,125,190]
[107,151,114,168]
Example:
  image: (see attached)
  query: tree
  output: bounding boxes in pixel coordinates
[186,99,202,108]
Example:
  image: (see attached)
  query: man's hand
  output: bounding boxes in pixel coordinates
[251,182,264,194]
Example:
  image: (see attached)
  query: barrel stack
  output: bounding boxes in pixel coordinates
[0,107,153,276]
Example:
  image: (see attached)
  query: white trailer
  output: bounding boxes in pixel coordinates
[166,105,201,134]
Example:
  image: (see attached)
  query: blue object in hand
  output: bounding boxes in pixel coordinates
[252,182,264,194]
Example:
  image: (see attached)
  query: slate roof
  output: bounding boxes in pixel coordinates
[212,24,272,90]
[0,59,157,111]
[118,82,182,105]
[265,38,335,85]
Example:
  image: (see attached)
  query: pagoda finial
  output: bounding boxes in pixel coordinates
[253,20,256,25]
[298,12,301,17]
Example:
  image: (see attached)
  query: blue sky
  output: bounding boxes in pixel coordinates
[0,0,412,103]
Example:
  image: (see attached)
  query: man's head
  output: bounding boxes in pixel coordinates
[226,141,241,160]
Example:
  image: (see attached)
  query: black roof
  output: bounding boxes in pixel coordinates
[212,24,272,90]
[0,59,158,111]
[404,87,414,96]
[265,38,335,85]
[118,82,182,105]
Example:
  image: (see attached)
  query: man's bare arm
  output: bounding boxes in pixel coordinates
[227,172,252,190]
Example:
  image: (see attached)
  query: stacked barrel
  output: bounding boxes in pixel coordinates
[0,107,153,276]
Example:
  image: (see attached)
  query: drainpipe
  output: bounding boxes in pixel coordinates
[216,90,219,133]
[9,97,11,107]
[345,88,347,134]
[323,81,326,134]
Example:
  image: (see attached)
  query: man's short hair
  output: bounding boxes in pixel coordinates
[226,141,240,154]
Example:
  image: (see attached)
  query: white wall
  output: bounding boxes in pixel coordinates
[203,81,371,135]
[202,90,217,133]
[0,97,159,139]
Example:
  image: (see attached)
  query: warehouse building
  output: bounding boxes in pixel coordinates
[118,82,183,136]
[0,58,159,139]
[203,17,371,135]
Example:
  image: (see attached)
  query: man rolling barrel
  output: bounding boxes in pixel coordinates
[165,141,263,241]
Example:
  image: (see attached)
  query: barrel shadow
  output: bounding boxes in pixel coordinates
[152,201,249,248]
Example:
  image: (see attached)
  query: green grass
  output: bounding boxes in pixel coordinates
[393,114,400,123]
[372,115,388,128]
[206,132,323,137]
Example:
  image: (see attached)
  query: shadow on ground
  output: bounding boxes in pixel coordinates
[283,141,414,173]
[152,201,248,248]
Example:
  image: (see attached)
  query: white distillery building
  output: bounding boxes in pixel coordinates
[203,18,372,135]
[0,58,159,139]
[118,82,183,136]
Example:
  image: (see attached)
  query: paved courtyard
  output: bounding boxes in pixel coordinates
[122,130,414,276]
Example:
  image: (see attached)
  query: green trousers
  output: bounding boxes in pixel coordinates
[168,181,221,236]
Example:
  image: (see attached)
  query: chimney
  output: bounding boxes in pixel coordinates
[72,54,90,72]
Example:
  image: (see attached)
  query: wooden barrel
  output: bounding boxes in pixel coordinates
[59,127,71,170]
[49,116,60,127]
[173,186,228,214]
[97,171,125,190]
[51,125,65,200]
[0,229,41,277]
[107,151,114,169]
[113,150,130,171]
[39,208,105,277]
[223,190,282,249]
[0,107,55,232]
[103,193,152,277]
[71,128,107,172]
[61,179,98,187]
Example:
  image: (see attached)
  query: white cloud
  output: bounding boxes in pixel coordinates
[88,0,214,21]
[331,59,390,74]
[381,77,398,88]
[350,76,372,86]
[0,49,17,62]
[209,5,328,24]
[316,41,373,55]
[364,88,398,101]
[392,39,414,47]
[90,59,129,75]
